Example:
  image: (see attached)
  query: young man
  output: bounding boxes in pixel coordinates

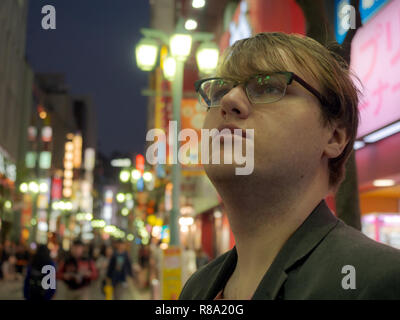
[106,240,133,300]
[179,32,400,300]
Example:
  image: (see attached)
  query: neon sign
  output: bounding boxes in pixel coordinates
[351,0,400,138]
[229,0,252,46]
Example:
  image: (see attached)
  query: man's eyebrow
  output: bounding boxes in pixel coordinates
[286,80,302,90]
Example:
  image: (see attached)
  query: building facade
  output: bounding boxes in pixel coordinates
[0,0,33,243]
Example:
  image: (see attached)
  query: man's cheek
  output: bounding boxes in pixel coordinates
[202,110,218,129]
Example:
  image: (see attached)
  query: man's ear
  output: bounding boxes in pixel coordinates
[323,124,350,159]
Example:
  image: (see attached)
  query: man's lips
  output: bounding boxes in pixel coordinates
[216,124,247,138]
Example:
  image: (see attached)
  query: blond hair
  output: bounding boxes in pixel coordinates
[217,32,361,193]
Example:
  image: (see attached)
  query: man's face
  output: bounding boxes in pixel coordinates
[71,244,84,258]
[116,242,126,253]
[202,58,332,189]
[106,246,113,257]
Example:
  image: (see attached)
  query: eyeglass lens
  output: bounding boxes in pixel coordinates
[199,74,288,108]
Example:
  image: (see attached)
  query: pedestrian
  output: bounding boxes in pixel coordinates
[106,240,133,300]
[1,242,17,281]
[57,239,98,300]
[180,32,400,300]
[96,244,113,297]
[15,244,30,278]
[0,243,6,280]
[23,244,56,300]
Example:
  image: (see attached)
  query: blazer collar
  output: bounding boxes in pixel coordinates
[203,247,237,299]
[204,199,339,300]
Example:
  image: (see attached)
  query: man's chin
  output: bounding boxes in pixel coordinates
[204,163,246,182]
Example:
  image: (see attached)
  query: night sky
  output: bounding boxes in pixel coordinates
[26,0,150,157]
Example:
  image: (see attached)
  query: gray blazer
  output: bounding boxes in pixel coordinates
[179,200,400,299]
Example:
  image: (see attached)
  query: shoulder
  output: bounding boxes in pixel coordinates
[179,250,232,300]
[306,220,400,299]
[325,220,400,264]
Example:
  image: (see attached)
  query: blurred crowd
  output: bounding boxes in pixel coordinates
[0,238,211,300]
[0,239,146,300]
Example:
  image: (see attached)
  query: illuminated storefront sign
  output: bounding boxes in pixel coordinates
[335,0,390,44]
[220,0,305,52]
[63,140,74,198]
[73,134,82,169]
[103,187,118,225]
[51,177,62,200]
[136,154,145,175]
[0,147,16,182]
[110,157,130,168]
[39,151,52,169]
[161,247,182,300]
[350,0,400,138]
[41,126,52,142]
[228,0,252,46]
[84,148,95,171]
[25,152,37,169]
[359,0,391,24]
[335,0,352,44]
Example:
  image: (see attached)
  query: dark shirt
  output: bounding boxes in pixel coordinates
[24,262,56,300]
[16,250,30,273]
[106,252,133,286]
[179,200,400,300]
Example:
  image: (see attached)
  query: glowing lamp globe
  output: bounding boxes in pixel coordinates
[196,42,219,75]
[135,38,159,71]
[169,34,192,60]
[163,56,176,80]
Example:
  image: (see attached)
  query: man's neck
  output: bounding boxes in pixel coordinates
[215,174,329,298]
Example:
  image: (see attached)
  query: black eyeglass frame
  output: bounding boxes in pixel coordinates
[194,71,333,112]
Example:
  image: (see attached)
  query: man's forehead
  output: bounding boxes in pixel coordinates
[273,49,321,91]
[224,46,321,91]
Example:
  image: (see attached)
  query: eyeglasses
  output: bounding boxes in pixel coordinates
[195,71,335,113]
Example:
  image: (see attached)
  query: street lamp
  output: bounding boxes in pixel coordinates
[120,169,131,183]
[196,42,220,75]
[39,182,49,193]
[135,38,159,71]
[169,34,192,59]
[163,56,176,81]
[143,171,153,182]
[169,36,190,247]
[116,193,126,203]
[192,0,206,9]
[19,183,28,193]
[28,181,39,194]
[135,26,218,247]
[20,180,41,244]
[131,169,141,181]
[4,201,12,210]
[184,19,198,31]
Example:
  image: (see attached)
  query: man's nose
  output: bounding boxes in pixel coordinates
[220,86,251,119]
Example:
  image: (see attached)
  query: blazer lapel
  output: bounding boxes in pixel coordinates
[202,248,238,299]
[251,200,339,300]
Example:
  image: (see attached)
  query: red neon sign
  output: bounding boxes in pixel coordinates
[135,154,145,174]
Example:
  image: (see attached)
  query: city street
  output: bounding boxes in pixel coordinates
[0,279,150,300]
[1,0,400,305]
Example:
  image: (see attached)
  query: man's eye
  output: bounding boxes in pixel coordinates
[211,88,230,100]
[254,84,282,95]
